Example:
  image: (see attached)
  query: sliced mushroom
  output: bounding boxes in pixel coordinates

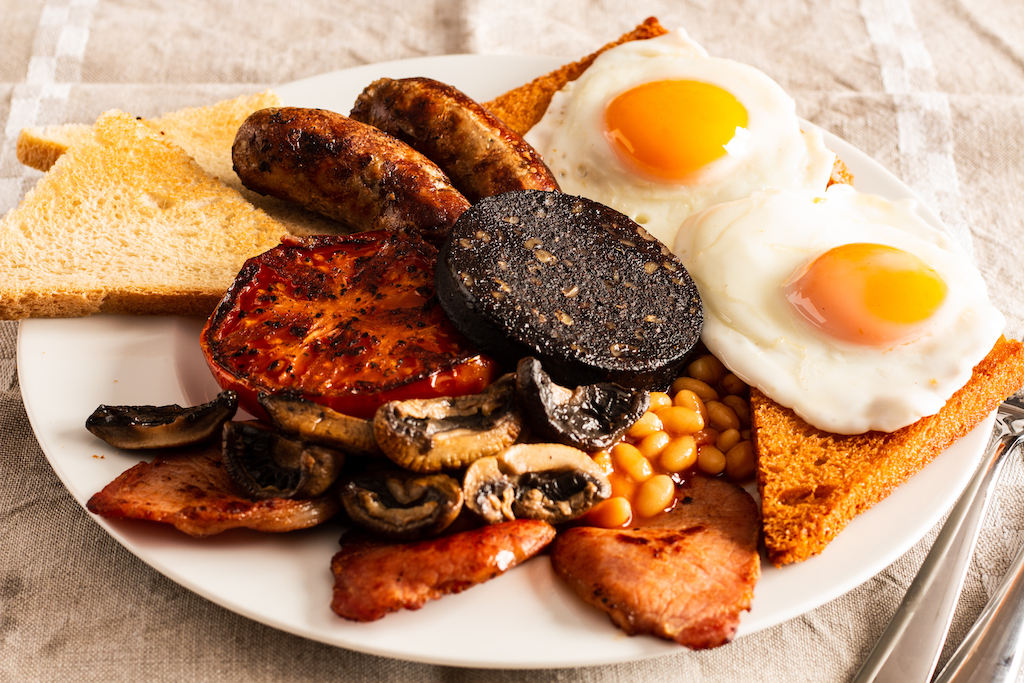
[340,471,464,541]
[373,374,522,472]
[463,443,611,525]
[516,357,650,450]
[86,391,238,449]
[222,421,345,500]
[258,392,381,457]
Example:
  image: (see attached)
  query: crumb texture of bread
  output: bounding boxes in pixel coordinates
[754,336,1024,567]
[483,17,668,136]
[0,110,285,320]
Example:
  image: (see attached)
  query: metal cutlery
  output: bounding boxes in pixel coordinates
[851,391,1024,683]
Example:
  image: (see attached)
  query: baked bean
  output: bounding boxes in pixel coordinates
[672,388,708,423]
[697,444,727,475]
[720,372,748,396]
[611,443,653,482]
[658,406,704,435]
[659,435,697,472]
[634,474,676,518]
[694,427,720,446]
[670,376,719,402]
[706,400,741,431]
[725,441,757,480]
[626,411,663,439]
[637,430,671,458]
[609,473,637,500]
[584,496,632,528]
[717,427,741,453]
[648,391,673,410]
[591,449,613,476]
[687,354,727,385]
[722,394,751,427]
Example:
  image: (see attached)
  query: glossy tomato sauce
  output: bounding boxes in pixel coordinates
[201,231,499,419]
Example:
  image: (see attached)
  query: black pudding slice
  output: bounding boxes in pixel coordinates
[434,191,703,391]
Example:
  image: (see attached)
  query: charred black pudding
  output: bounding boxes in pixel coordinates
[434,191,703,391]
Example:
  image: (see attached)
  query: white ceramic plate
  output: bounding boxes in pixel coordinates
[17,55,993,669]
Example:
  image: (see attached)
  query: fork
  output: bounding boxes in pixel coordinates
[851,391,1024,683]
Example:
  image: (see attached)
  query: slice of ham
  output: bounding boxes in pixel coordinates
[86,445,340,537]
[550,475,760,649]
[331,519,556,621]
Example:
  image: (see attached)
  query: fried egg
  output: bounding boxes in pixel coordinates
[672,185,1005,434]
[525,30,835,247]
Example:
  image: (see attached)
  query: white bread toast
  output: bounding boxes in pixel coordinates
[16,91,344,237]
[0,110,285,319]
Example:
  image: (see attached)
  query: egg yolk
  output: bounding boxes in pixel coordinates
[604,79,748,181]
[785,243,948,346]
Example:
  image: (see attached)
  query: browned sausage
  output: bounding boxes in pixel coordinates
[350,77,560,203]
[232,107,470,245]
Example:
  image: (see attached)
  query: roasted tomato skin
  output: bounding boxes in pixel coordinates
[200,231,500,420]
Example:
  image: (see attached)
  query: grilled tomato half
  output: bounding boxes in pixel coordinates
[200,231,500,420]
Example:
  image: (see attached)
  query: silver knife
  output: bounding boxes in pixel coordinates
[851,391,1024,683]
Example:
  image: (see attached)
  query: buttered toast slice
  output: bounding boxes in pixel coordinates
[754,336,1024,566]
[0,110,285,319]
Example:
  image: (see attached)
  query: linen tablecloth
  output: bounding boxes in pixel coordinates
[3,1,1024,681]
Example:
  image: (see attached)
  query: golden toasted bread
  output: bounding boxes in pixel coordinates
[754,336,1024,566]
[483,17,669,136]
[16,91,282,180]
[0,110,285,319]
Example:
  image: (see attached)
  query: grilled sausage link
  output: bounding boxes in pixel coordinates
[350,77,560,203]
[232,107,470,245]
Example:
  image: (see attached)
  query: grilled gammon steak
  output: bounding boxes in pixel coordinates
[550,475,760,649]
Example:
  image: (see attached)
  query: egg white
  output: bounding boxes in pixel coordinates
[525,30,835,248]
[672,185,1005,434]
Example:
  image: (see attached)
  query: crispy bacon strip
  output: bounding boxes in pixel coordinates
[330,519,556,621]
[550,475,760,649]
[86,445,340,537]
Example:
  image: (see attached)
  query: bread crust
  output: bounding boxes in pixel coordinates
[483,17,669,136]
[754,336,1024,566]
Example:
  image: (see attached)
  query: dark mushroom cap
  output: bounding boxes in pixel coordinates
[373,373,523,472]
[222,421,345,500]
[85,391,238,449]
[463,443,611,525]
[340,471,464,541]
[258,391,381,457]
[515,357,650,450]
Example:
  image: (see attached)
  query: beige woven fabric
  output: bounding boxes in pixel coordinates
[2,1,1024,681]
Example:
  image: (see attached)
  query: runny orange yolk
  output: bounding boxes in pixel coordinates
[604,79,748,181]
[785,243,948,346]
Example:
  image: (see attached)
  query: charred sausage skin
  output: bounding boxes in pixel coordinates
[350,77,560,203]
[232,106,470,245]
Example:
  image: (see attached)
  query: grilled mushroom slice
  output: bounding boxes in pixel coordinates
[258,392,381,457]
[373,374,522,472]
[222,421,345,500]
[516,357,650,450]
[340,471,464,541]
[86,391,238,449]
[463,443,611,525]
